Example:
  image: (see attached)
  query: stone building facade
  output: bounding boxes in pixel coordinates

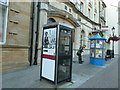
[33,0,106,63]
[1,1,32,72]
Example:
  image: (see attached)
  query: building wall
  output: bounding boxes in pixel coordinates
[105,1,118,54]
[2,2,31,72]
[36,1,103,63]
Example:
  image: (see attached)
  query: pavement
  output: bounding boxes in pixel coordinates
[2,55,118,88]
[79,56,118,88]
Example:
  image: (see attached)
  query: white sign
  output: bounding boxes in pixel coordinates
[101,26,108,31]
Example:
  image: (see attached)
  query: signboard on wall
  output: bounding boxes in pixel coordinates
[101,26,108,31]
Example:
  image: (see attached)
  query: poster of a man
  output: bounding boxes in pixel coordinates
[43,28,56,55]
[44,32,49,48]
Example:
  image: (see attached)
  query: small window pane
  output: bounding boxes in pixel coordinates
[65,6,67,10]
[90,49,95,57]
[69,8,71,12]
[90,40,95,48]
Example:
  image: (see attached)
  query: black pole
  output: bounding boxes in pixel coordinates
[33,2,41,65]
[112,30,114,58]
[29,2,35,66]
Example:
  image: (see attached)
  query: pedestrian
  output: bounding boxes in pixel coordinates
[77,45,86,64]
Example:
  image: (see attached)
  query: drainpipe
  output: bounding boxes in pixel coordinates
[99,1,101,29]
[33,1,41,65]
[99,1,101,28]
[29,2,35,66]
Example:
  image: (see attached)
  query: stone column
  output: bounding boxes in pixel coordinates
[37,2,48,64]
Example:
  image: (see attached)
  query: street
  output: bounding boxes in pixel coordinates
[2,55,118,88]
[79,57,118,88]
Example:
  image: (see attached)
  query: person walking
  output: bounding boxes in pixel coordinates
[77,45,86,64]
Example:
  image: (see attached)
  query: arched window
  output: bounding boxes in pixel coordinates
[80,30,85,46]
[47,18,56,24]
[88,33,92,48]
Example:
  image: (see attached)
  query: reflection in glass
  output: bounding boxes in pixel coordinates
[90,49,94,57]
[91,40,94,48]
[58,29,72,82]
[96,40,103,48]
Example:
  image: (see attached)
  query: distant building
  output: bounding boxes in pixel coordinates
[118,1,120,57]
[105,0,118,54]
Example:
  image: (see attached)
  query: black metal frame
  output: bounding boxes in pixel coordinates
[40,23,73,85]
[40,25,57,83]
[57,25,73,83]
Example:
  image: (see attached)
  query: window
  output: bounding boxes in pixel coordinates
[88,8,91,18]
[94,13,96,21]
[0,0,8,44]
[80,2,83,13]
[65,6,67,10]
[47,18,56,24]
[80,30,85,46]
[69,8,71,12]
[64,5,72,14]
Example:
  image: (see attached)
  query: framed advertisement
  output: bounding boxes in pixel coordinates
[95,49,102,58]
[96,40,103,48]
[43,28,57,55]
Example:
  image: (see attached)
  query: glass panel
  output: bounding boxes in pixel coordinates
[90,40,95,48]
[96,40,103,48]
[103,40,105,49]
[103,49,106,58]
[90,49,95,57]
[95,49,103,58]
[58,28,72,82]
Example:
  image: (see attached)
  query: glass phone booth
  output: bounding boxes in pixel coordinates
[40,22,73,85]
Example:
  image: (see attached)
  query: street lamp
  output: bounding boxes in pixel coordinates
[112,27,115,58]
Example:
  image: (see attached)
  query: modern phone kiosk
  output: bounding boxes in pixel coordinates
[89,34,106,66]
[40,22,73,85]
